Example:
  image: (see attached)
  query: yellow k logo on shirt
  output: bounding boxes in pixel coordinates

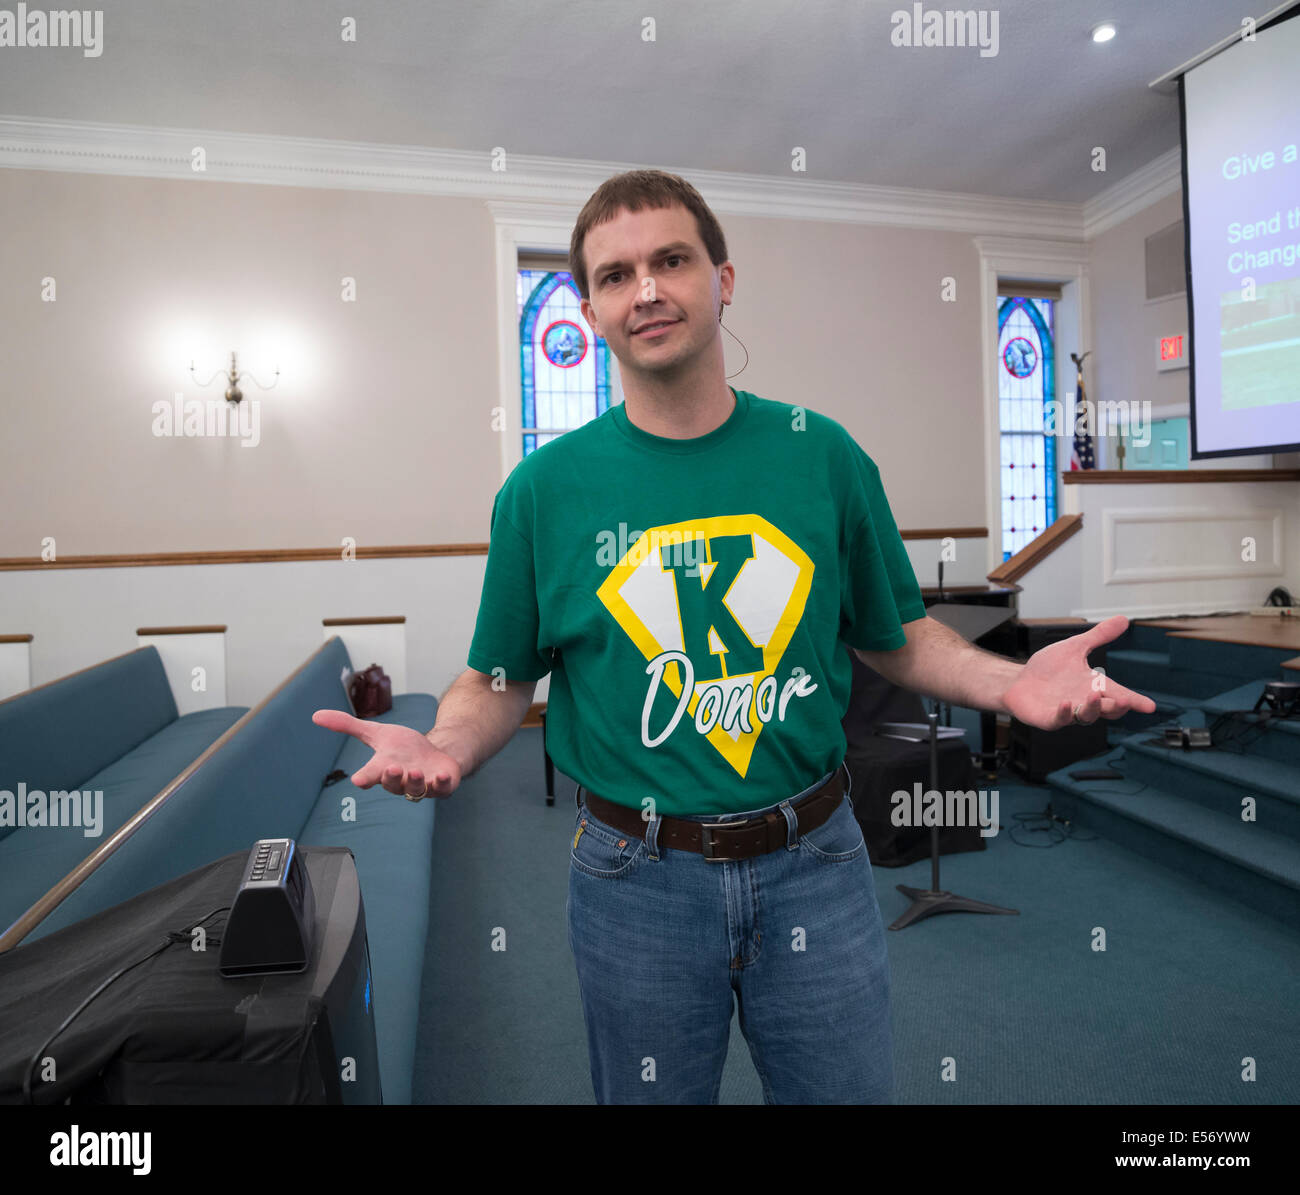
[596,514,816,777]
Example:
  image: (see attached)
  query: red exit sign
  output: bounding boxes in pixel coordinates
[1156,333,1188,371]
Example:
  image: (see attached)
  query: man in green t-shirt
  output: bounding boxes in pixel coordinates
[315,169,1155,1104]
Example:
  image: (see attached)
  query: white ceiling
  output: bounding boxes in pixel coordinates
[0,0,1266,203]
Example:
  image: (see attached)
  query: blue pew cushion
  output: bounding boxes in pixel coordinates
[0,647,178,841]
[0,706,247,938]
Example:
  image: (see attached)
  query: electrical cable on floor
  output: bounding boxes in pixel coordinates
[999,748,1157,847]
[1007,807,1097,847]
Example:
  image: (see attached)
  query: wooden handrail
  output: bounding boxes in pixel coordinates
[0,544,490,572]
[1062,469,1300,484]
[899,527,988,541]
[136,625,228,636]
[0,637,344,954]
[987,515,1083,585]
[0,529,995,572]
[322,616,407,626]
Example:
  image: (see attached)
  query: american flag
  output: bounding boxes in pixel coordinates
[1069,351,1095,471]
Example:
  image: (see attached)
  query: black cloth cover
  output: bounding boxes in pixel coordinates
[0,847,359,1105]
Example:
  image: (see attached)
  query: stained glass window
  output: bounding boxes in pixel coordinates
[997,295,1056,561]
[517,268,612,456]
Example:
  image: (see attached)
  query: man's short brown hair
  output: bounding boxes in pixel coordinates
[569,169,728,302]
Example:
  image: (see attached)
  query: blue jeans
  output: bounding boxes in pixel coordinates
[566,768,894,1104]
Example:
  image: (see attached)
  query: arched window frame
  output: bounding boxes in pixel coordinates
[518,269,611,457]
[997,295,1057,561]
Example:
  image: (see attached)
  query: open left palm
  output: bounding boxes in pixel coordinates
[1003,614,1157,731]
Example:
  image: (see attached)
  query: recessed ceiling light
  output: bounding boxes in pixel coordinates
[1092,22,1117,43]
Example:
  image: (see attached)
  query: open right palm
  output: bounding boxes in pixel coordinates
[311,709,461,799]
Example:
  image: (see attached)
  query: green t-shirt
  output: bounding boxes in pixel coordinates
[467,387,926,816]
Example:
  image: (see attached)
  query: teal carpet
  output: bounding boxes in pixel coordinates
[409,721,1300,1104]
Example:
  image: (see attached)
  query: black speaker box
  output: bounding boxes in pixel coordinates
[1007,716,1109,783]
[845,734,987,867]
[842,647,987,868]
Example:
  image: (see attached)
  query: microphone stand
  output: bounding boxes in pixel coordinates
[889,711,1020,930]
[937,562,950,727]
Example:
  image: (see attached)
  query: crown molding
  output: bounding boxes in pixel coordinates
[0,114,1179,242]
[1081,145,1183,239]
[0,114,1086,239]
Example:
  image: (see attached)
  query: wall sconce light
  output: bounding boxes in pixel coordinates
[190,351,280,404]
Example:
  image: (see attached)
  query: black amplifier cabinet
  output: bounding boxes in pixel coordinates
[1007,717,1110,783]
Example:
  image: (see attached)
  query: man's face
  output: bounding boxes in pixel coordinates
[579,203,733,378]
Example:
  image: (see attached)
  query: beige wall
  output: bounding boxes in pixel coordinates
[3,163,1284,568]
[0,169,501,555]
[718,211,984,525]
[0,167,984,559]
[1088,188,1191,425]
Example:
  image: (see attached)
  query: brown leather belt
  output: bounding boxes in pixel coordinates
[579,764,847,862]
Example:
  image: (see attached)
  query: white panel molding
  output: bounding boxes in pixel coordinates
[5,555,493,714]
[1102,506,1285,584]
[903,534,990,590]
[0,641,33,702]
[136,630,228,714]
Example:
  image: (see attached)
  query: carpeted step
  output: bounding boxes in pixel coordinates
[1165,635,1299,682]
[1121,623,1185,653]
[1104,649,1236,700]
[1109,687,1199,737]
[1115,727,1300,842]
[1047,755,1300,927]
[1197,680,1300,763]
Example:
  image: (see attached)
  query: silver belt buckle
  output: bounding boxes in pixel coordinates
[698,822,734,861]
